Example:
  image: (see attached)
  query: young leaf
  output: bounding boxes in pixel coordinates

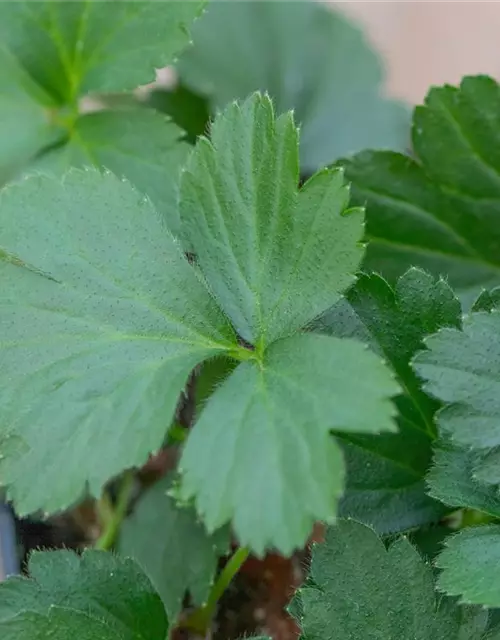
[311,268,460,532]
[292,519,492,640]
[179,333,399,555]
[0,1,204,103]
[119,475,229,619]
[36,108,189,235]
[343,76,500,299]
[413,310,500,451]
[180,92,364,346]
[0,169,235,514]
[0,549,168,640]
[178,1,409,174]
[436,525,500,607]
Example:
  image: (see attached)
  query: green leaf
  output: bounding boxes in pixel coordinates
[409,525,452,564]
[337,433,446,534]
[119,475,229,619]
[473,448,500,486]
[0,548,168,640]
[292,519,491,640]
[312,268,460,532]
[179,333,399,555]
[0,48,63,181]
[178,1,409,174]
[36,108,189,235]
[147,83,210,145]
[413,310,500,451]
[0,169,235,514]
[180,92,364,346]
[436,525,500,607]
[0,1,204,104]
[427,445,500,518]
[0,1,201,208]
[343,76,500,300]
[195,356,237,415]
[0,610,128,640]
[472,286,500,312]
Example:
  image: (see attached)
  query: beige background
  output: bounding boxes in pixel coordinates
[332,1,500,104]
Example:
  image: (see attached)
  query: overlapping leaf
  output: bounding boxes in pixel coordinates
[179,334,399,555]
[291,519,495,640]
[0,169,235,514]
[0,48,63,181]
[427,444,500,517]
[472,287,500,313]
[311,268,460,532]
[436,526,500,608]
[0,0,202,227]
[413,310,500,456]
[178,0,409,174]
[119,475,229,619]
[0,549,168,640]
[36,108,190,235]
[414,301,500,607]
[0,1,202,102]
[180,92,365,345]
[416,439,500,607]
[343,76,500,300]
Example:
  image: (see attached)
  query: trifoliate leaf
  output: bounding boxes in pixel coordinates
[0,169,235,514]
[343,76,500,300]
[0,549,168,640]
[180,92,364,346]
[36,108,189,235]
[427,445,500,517]
[0,48,63,182]
[119,475,229,619]
[413,310,500,451]
[0,2,201,208]
[436,525,500,607]
[0,1,204,103]
[179,333,399,555]
[312,268,460,532]
[293,519,492,640]
[178,1,409,174]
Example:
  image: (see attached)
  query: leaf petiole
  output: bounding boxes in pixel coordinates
[95,470,135,551]
[181,545,250,633]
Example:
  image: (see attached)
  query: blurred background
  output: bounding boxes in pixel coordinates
[336,1,499,103]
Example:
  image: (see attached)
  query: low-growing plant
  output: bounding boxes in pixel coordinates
[1,2,500,639]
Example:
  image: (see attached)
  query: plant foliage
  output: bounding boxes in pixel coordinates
[0,549,168,639]
[1,0,500,637]
[290,520,500,640]
[178,0,409,174]
[343,76,500,303]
